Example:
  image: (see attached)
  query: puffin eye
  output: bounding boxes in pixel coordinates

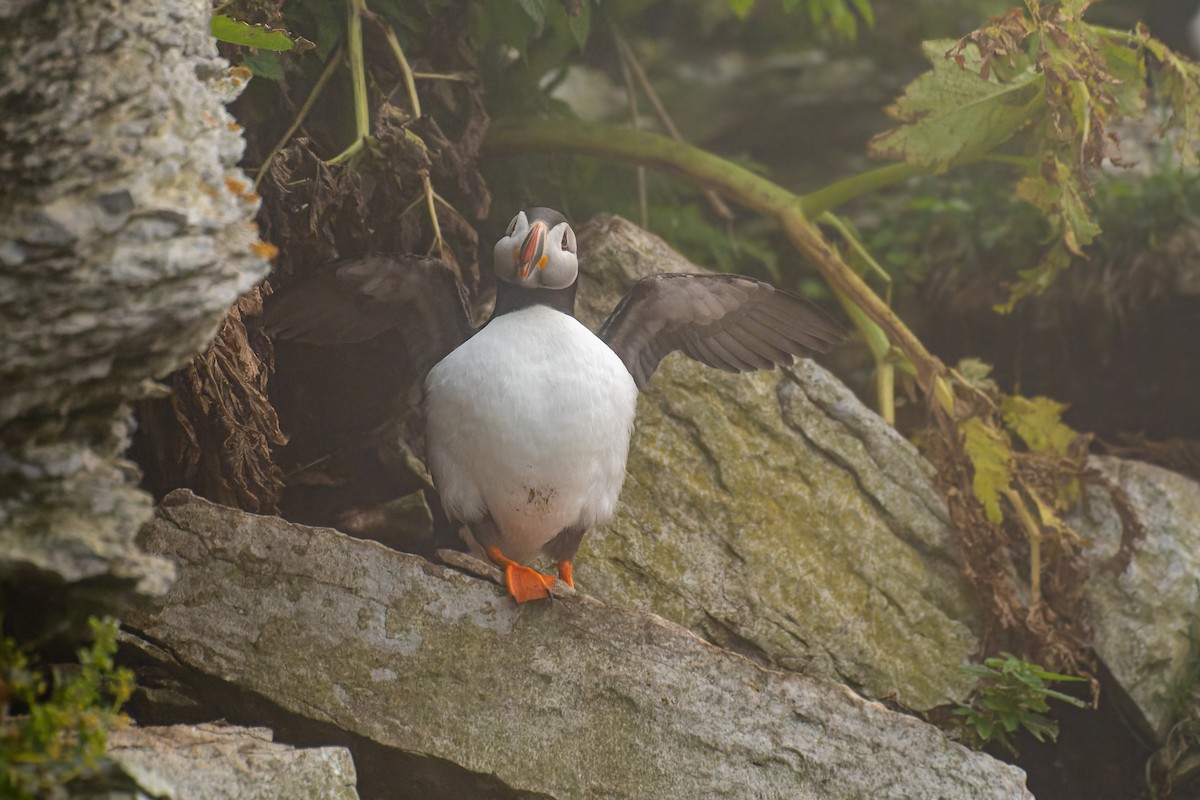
[505,214,520,237]
[561,227,576,253]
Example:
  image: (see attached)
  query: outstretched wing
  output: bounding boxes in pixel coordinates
[599,273,846,389]
[261,254,474,373]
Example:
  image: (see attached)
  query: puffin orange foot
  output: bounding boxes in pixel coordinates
[504,563,556,603]
[557,560,574,589]
[487,547,556,603]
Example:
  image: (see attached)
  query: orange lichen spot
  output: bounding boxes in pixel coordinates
[227,122,242,131]
[225,177,248,195]
[244,191,260,203]
[228,66,252,83]
[252,240,279,260]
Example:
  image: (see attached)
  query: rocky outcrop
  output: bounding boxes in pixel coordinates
[124,491,1032,800]
[0,0,266,614]
[571,215,979,711]
[106,723,359,799]
[1077,456,1200,740]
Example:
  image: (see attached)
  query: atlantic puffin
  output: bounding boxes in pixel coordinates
[264,207,846,602]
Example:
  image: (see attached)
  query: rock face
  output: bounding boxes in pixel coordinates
[107,723,359,800]
[125,491,1033,800]
[571,215,979,711]
[1077,456,1200,740]
[0,0,267,612]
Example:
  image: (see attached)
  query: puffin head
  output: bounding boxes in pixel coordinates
[493,207,578,290]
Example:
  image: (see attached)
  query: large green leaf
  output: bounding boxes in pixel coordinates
[868,40,1043,172]
[516,0,550,31]
[1015,156,1101,257]
[211,14,297,52]
[1000,395,1077,458]
[1142,34,1200,167]
[566,0,591,50]
[728,0,756,19]
[962,417,1013,525]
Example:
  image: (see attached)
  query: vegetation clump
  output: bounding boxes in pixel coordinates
[955,652,1087,755]
[0,617,133,800]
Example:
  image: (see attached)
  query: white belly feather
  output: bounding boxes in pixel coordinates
[424,305,640,563]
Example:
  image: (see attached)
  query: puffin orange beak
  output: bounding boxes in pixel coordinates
[517,221,547,279]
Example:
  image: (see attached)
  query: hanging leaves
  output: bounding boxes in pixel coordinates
[870,0,1200,311]
[1001,395,1077,459]
[867,39,1042,171]
[962,416,1013,525]
[1141,26,1200,166]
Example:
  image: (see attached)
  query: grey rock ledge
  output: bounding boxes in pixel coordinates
[127,490,1032,800]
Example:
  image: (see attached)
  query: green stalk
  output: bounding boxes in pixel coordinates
[485,120,947,390]
[802,162,929,217]
[329,0,370,164]
[255,43,344,190]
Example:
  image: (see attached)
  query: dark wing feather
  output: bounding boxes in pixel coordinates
[599,273,846,389]
[261,254,473,373]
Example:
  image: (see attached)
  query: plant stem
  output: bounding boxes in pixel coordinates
[348,0,369,138]
[329,0,370,164]
[612,28,732,222]
[381,23,421,118]
[254,44,344,190]
[484,120,947,388]
[484,121,945,388]
[612,28,648,228]
[412,71,473,82]
[1004,486,1043,610]
[801,161,930,216]
[377,19,446,258]
[817,211,898,421]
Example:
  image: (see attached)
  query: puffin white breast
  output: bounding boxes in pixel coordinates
[425,305,639,563]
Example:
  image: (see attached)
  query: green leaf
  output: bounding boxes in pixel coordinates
[566,0,591,50]
[1,617,133,799]
[868,39,1043,171]
[729,0,757,19]
[211,14,296,52]
[851,0,874,29]
[241,53,284,81]
[962,417,1013,524]
[1096,32,1147,120]
[999,155,1101,309]
[1019,712,1060,741]
[516,0,550,30]
[286,0,344,62]
[961,664,1001,678]
[1142,34,1200,167]
[1033,669,1087,683]
[996,241,1071,313]
[1000,395,1077,458]
[1040,688,1089,707]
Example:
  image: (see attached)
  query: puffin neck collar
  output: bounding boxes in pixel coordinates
[491,279,578,320]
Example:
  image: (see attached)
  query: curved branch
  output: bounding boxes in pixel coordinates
[484,120,945,388]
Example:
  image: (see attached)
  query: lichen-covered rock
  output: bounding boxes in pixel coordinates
[1075,456,1200,740]
[571,215,978,710]
[105,723,359,800]
[126,491,1032,800]
[0,0,267,607]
